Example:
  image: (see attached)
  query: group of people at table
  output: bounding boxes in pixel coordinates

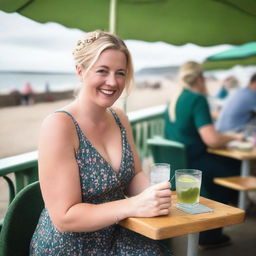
[28,30,256,255]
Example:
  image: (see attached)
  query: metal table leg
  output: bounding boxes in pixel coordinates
[187,232,199,256]
[238,159,250,209]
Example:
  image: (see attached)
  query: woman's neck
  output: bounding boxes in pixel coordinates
[73,95,109,125]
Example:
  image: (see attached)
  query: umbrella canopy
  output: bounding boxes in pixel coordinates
[206,42,256,61]
[203,42,256,69]
[1,0,256,46]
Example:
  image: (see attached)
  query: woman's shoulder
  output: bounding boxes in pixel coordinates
[40,110,77,140]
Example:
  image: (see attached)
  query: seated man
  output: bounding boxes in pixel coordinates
[215,73,256,132]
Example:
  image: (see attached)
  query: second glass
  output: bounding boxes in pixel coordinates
[175,169,202,208]
[150,163,170,185]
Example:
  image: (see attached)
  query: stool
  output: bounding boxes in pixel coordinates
[214,176,256,209]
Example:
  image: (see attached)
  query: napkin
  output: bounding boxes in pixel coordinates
[177,203,214,214]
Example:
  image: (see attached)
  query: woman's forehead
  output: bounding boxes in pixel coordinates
[93,49,127,69]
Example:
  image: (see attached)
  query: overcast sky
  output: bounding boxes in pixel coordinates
[0,10,234,73]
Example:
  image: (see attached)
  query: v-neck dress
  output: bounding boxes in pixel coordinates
[30,109,172,256]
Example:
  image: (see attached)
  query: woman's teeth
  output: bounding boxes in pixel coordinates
[100,89,115,95]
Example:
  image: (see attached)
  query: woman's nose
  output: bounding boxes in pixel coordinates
[106,73,117,86]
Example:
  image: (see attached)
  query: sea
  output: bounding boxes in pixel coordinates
[0,71,79,94]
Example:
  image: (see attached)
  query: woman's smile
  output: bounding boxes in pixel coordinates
[98,88,117,96]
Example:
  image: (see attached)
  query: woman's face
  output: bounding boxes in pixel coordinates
[78,49,127,108]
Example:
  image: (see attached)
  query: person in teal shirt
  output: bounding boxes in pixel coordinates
[164,61,244,249]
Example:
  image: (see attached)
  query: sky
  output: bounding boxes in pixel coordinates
[0,10,234,74]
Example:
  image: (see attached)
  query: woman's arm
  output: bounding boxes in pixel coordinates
[199,124,244,148]
[194,95,243,148]
[39,112,171,233]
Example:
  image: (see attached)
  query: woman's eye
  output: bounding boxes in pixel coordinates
[97,69,108,74]
[117,72,126,76]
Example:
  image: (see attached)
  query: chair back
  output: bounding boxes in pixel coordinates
[147,137,188,190]
[0,181,44,256]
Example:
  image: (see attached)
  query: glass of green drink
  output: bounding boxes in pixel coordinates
[175,169,202,208]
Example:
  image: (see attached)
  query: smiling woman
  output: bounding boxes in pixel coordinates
[29,30,173,256]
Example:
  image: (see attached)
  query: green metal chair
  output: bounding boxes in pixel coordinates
[147,136,188,190]
[0,181,44,256]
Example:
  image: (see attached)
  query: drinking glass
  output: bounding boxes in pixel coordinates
[150,163,170,185]
[175,169,202,208]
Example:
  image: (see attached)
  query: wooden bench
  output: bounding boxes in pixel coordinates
[214,176,256,209]
[214,176,256,191]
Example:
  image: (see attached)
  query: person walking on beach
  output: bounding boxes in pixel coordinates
[21,82,34,105]
[164,61,244,249]
[30,30,172,255]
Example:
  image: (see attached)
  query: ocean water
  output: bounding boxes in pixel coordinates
[0,72,79,94]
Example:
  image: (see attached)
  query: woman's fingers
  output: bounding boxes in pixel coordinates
[158,197,171,205]
[156,189,171,198]
[153,181,171,190]
[158,208,170,216]
[134,181,172,217]
[159,203,171,210]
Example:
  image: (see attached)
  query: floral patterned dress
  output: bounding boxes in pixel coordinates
[30,109,172,256]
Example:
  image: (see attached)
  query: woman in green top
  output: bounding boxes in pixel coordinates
[164,61,243,248]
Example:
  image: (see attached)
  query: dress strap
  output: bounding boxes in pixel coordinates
[54,110,83,142]
[108,108,124,131]
[55,110,76,122]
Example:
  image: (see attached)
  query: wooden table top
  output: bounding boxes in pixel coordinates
[120,195,245,240]
[207,147,256,160]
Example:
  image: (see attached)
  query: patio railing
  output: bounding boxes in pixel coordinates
[0,104,166,229]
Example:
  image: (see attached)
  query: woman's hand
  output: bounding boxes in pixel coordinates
[225,132,245,141]
[130,181,172,217]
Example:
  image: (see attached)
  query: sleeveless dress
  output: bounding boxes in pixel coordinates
[30,109,172,256]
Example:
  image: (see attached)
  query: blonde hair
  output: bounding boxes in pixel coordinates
[72,30,134,94]
[169,61,203,121]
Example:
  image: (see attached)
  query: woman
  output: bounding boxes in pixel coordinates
[164,61,243,248]
[30,31,172,255]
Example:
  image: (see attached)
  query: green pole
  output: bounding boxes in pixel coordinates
[109,0,127,112]
[109,0,117,34]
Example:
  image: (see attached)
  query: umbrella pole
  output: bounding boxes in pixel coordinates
[109,0,127,112]
[109,0,117,34]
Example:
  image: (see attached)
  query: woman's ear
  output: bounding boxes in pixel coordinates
[76,65,83,82]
